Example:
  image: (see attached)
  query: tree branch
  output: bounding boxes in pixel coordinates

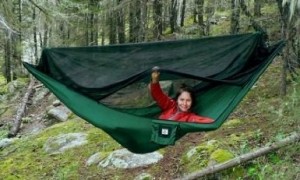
[28,0,48,16]
[7,78,35,138]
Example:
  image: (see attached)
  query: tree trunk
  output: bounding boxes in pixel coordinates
[240,0,266,33]
[85,14,89,45]
[179,132,300,180]
[43,22,49,47]
[195,0,205,36]
[254,0,261,17]
[153,0,162,40]
[135,0,142,42]
[129,1,136,42]
[117,0,125,44]
[170,0,177,33]
[205,1,215,36]
[140,0,148,41]
[129,0,143,42]
[276,0,289,96]
[33,7,38,64]
[87,0,99,46]
[14,0,23,77]
[108,1,117,45]
[8,78,35,138]
[90,13,95,45]
[4,34,12,83]
[180,0,186,27]
[230,0,240,34]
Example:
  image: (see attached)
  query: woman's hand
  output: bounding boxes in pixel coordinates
[151,66,160,83]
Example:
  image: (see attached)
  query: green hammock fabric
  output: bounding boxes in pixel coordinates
[23,32,284,153]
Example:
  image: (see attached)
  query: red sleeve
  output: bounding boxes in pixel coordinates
[188,114,214,124]
[150,83,175,111]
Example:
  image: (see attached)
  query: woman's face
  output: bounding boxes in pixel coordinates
[177,91,192,112]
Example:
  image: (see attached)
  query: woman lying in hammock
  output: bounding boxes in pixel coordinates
[150,67,214,123]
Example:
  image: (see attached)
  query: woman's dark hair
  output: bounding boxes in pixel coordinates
[174,83,197,109]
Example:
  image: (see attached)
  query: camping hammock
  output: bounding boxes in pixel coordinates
[23,32,284,154]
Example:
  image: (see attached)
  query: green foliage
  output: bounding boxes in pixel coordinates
[0,75,5,84]
[0,75,7,95]
[0,129,8,140]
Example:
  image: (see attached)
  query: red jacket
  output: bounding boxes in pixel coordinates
[150,83,214,123]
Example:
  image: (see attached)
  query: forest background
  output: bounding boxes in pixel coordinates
[0,0,299,179]
[0,0,299,93]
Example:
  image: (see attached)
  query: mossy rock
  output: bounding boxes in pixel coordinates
[181,140,220,172]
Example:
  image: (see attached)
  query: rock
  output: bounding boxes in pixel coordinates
[7,81,21,93]
[52,100,61,107]
[134,173,153,180]
[44,133,87,154]
[98,148,163,169]
[186,140,218,158]
[0,138,17,149]
[47,105,71,122]
[32,88,49,105]
[86,152,105,166]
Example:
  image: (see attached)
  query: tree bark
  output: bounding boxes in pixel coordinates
[33,7,38,64]
[230,0,240,34]
[128,1,135,42]
[8,78,35,138]
[180,0,186,27]
[205,0,215,36]
[254,0,261,17]
[170,0,177,33]
[276,0,289,96]
[108,1,117,45]
[117,0,125,44]
[195,0,205,36]
[179,132,300,180]
[4,33,12,83]
[153,0,162,40]
[240,0,266,37]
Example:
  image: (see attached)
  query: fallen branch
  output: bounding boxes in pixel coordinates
[33,84,43,89]
[178,132,300,180]
[7,78,35,138]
